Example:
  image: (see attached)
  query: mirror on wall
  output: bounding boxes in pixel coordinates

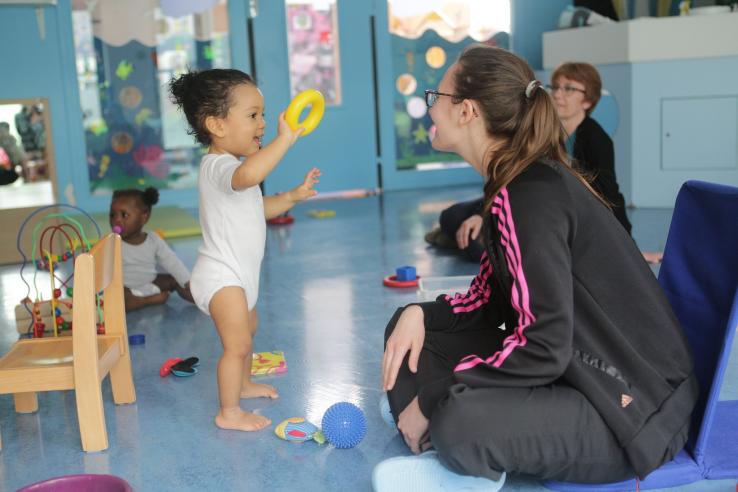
[0,98,56,210]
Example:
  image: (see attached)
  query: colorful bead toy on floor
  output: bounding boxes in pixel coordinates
[321,402,367,449]
[14,204,103,338]
[274,417,326,444]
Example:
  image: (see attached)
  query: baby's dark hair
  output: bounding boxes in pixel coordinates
[112,187,159,213]
[169,69,256,145]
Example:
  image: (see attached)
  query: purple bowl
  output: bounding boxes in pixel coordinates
[17,474,132,492]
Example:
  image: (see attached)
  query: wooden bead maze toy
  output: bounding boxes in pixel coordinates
[15,205,103,339]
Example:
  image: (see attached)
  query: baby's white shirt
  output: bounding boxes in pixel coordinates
[196,153,266,303]
[121,232,190,289]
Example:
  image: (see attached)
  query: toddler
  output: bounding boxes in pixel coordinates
[170,69,320,431]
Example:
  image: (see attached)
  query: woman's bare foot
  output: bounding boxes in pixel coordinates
[241,382,279,399]
[215,408,271,431]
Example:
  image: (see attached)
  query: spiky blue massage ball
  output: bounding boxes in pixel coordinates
[321,402,367,449]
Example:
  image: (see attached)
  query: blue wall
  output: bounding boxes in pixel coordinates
[512,0,571,70]
[0,3,83,207]
[0,0,571,209]
[6,1,730,212]
[1,0,578,209]
[0,0,252,214]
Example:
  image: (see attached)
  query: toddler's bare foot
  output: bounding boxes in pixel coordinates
[241,382,279,399]
[215,409,271,431]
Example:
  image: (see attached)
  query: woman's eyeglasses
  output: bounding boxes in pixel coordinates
[424,89,464,108]
[545,84,586,96]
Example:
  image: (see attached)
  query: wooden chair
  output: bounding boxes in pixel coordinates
[0,233,136,452]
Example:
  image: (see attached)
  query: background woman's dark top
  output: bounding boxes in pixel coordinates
[573,115,632,234]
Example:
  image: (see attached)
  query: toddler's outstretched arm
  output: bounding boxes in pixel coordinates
[230,112,302,190]
[263,167,321,219]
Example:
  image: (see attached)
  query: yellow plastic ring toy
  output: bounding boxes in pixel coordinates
[285,89,325,137]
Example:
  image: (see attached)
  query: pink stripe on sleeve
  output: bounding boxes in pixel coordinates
[455,187,537,373]
[443,251,493,314]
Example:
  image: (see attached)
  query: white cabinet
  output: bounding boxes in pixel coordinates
[662,97,738,171]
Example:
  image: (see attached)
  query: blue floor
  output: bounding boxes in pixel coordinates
[1,186,736,492]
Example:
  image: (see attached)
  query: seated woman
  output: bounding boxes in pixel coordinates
[426,62,663,264]
[376,45,696,490]
[551,61,631,233]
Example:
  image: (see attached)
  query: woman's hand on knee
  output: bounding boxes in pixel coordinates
[397,396,430,455]
[382,305,425,391]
